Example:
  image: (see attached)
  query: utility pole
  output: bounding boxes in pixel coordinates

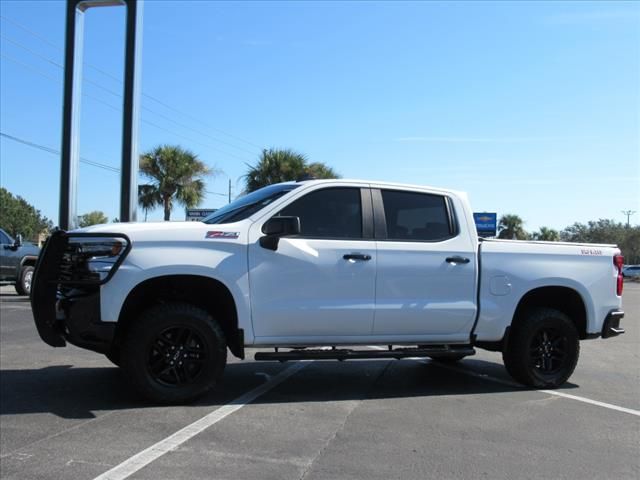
[228,178,232,203]
[621,210,636,227]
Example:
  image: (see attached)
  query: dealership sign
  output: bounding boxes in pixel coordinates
[185,208,216,221]
[473,212,497,237]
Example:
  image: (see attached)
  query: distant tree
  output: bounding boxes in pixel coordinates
[498,214,528,240]
[561,219,640,264]
[78,211,108,227]
[138,145,214,221]
[531,226,560,241]
[244,148,339,193]
[0,188,53,240]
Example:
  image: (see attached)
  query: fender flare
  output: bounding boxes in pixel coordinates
[19,255,39,269]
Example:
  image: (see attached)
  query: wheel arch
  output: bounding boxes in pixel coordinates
[19,255,38,269]
[113,274,243,359]
[512,286,588,339]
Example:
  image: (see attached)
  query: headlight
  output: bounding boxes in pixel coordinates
[61,236,130,285]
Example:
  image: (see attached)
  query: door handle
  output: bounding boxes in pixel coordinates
[446,256,470,264]
[343,253,372,261]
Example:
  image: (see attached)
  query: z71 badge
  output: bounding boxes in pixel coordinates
[205,231,239,239]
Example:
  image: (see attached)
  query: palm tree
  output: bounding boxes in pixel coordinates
[244,148,339,193]
[138,184,161,221]
[138,145,214,221]
[498,214,528,240]
[532,226,560,241]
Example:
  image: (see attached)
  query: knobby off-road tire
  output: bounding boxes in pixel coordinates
[15,266,34,296]
[502,307,579,388]
[121,303,227,404]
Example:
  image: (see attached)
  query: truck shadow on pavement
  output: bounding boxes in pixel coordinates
[0,359,579,420]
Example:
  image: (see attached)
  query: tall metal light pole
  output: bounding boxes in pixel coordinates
[621,210,636,227]
[60,0,143,230]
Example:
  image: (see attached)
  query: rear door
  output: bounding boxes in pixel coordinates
[372,188,477,340]
[248,185,377,339]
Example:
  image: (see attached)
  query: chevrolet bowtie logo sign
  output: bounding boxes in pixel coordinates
[473,212,497,238]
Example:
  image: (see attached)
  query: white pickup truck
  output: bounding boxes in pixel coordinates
[31,179,626,403]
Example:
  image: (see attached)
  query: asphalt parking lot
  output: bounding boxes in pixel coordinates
[1,284,638,480]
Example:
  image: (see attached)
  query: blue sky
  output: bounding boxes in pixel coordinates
[1,0,639,230]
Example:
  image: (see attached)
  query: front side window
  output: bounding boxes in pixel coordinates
[0,231,10,244]
[278,188,362,239]
[381,190,454,241]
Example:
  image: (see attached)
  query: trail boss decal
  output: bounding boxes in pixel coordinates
[580,248,602,256]
[205,231,239,239]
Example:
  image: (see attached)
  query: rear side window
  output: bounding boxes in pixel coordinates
[381,190,454,241]
[278,188,362,239]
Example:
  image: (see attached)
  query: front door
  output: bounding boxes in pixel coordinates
[0,230,17,280]
[372,188,477,340]
[248,186,376,340]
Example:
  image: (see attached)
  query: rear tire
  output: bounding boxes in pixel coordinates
[14,266,34,296]
[121,303,227,404]
[502,308,579,388]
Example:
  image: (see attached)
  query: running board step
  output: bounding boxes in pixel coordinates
[254,346,475,362]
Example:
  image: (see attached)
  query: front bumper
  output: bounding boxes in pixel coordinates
[30,230,128,353]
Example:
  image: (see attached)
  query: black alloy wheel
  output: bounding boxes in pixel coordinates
[148,326,207,387]
[529,328,568,375]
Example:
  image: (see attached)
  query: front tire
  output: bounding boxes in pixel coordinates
[502,308,579,388]
[121,303,227,404]
[15,266,34,296]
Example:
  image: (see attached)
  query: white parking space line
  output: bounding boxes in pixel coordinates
[92,361,309,480]
[367,346,640,417]
[437,362,640,417]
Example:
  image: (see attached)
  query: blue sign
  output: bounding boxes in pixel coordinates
[473,212,497,237]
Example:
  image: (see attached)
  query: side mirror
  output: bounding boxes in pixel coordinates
[260,216,300,251]
[14,234,23,248]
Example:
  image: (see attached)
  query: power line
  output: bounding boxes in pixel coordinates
[0,132,120,173]
[1,132,232,198]
[1,32,257,158]
[0,52,254,163]
[0,14,264,150]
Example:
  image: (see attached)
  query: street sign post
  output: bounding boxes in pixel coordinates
[185,208,216,221]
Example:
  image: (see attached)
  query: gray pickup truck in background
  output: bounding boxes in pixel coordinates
[0,228,40,295]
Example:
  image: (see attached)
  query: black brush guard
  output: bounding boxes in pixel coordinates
[30,230,130,348]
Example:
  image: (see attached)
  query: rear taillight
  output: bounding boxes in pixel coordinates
[614,254,624,296]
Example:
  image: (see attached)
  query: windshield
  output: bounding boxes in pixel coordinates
[203,183,300,224]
